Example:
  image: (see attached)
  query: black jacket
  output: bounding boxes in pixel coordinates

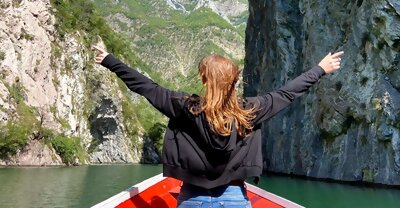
[101,54,326,189]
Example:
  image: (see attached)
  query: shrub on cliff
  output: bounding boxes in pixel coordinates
[50,135,85,165]
[0,51,5,61]
[0,123,29,159]
[0,83,38,158]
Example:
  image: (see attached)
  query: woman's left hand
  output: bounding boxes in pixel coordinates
[92,45,109,64]
[318,51,344,74]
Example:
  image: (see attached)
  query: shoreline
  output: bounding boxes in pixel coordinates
[1,164,399,190]
[263,171,400,190]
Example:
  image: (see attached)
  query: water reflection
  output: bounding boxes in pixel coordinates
[0,167,88,208]
[0,166,399,208]
[254,174,400,208]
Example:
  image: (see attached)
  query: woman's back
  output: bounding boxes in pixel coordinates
[98,52,328,188]
[93,46,344,207]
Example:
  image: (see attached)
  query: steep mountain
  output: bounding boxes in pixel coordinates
[0,0,248,166]
[92,0,247,90]
[245,0,400,185]
[0,0,163,165]
[165,0,248,27]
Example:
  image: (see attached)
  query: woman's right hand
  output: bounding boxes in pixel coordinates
[92,45,109,64]
[318,51,344,74]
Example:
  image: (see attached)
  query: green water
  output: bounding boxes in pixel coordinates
[0,165,399,208]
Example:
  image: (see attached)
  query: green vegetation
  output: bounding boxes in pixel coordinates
[1,0,245,162]
[320,129,337,145]
[50,105,71,129]
[50,0,101,41]
[0,51,5,61]
[51,0,241,91]
[181,2,196,11]
[62,58,73,75]
[93,0,243,86]
[8,82,25,104]
[48,0,246,160]
[202,41,227,57]
[50,135,86,165]
[0,123,30,158]
[82,70,102,119]
[0,83,39,158]
[0,71,7,81]
[50,0,170,139]
[146,122,166,155]
[0,2,5,9]
[121,98,140,145]
[20,28,34,41]
[135,100,166,132]
[95,0,234,31]
[229,11,249,37]
[50,42,62,74]
[51,42,62,60]
[178,69,203,95]
[51,77,60,90]
[38,128,86,165]
[0,82,83,163]
[362,167,375,183]
[50,0,143,67]
[7,83,39,129]
[12,0,22,8]
[178,8,235,30]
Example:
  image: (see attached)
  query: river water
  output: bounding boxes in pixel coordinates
[0,165,399,208]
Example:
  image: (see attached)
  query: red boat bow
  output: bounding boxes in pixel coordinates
[92,174,304,208]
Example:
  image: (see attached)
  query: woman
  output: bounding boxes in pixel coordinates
[93,45,343,208]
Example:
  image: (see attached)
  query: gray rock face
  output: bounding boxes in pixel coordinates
[88,98,134,163]
[245,0,400,185]
[141,137,161,164]
[0,139,63,166]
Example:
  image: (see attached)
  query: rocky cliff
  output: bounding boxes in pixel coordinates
[0,0,160,165]
[245,0,400,185]
[0,0,247,166]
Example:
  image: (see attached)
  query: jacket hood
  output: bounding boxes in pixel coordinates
[185,94,239,153]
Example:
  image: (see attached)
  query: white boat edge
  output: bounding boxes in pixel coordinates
[91,174,166,208]
[91,173,305,208]
[245,182,305,208]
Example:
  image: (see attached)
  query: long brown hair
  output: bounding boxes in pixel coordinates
[189,54,256,137]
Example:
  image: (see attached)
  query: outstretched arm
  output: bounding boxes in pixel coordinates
[93,46,187,118]
[252,51,344,124]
